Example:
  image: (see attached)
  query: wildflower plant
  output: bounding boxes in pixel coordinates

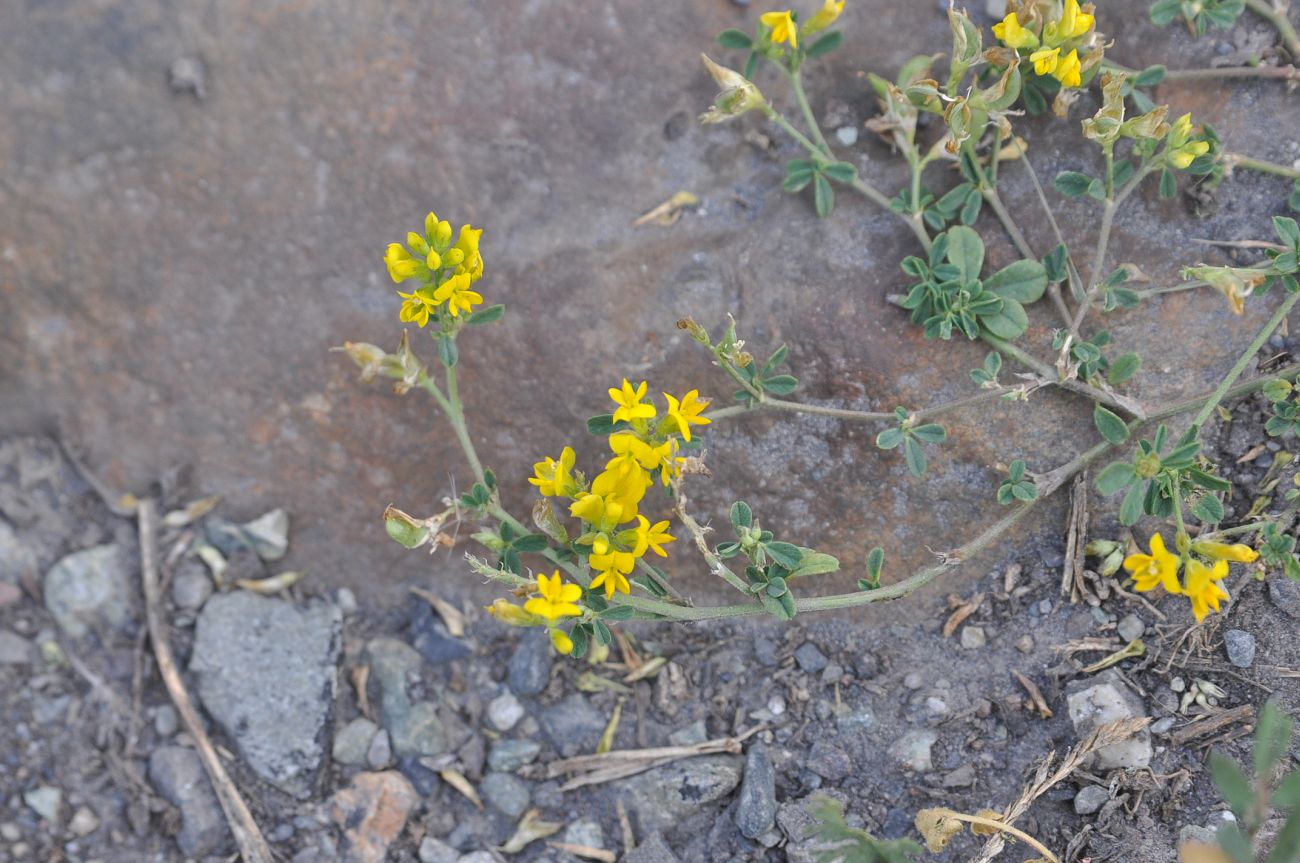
[344,3,1300,668]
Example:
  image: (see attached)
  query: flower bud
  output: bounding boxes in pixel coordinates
[384,505,431,549]
[1192,541,1260,563]
[1085,539,1120,556]
[486,599,537,627]
[470,529,508,552]
[340,341,387,383]
[1135,452,1162,479]
[1101,549,1124,577]
[550,628,575,654]
[677,317,711,345]
[698,55,765,124]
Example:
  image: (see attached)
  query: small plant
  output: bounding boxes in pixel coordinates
[1180,701,1300,863]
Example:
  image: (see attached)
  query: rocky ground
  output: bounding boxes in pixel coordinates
[1,356,1299,863]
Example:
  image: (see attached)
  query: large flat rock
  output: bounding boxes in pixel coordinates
[1,2,1294,611]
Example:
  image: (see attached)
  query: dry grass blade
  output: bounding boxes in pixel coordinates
[138,500,274,863]
[499,809,562,854]
[623,655,667,682]
[1170,704,1255,746]
[235,571,303,595]
[1061,474,1088,600]
[439,768,483,809]
[971,717,1150,863]
[1013,670,1054,719]
[942,592,984,638]
[409,586,466,637]
[546,729,761,790]
[632,191,698,226]
[547,842,617,862]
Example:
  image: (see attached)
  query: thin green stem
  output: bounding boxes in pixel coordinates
[1244,0,1300,58]
[1225,152,1300,180]
[1103,58,1300,82]
[788,68,833,156]
[1133,279,1210,300]
[981,332,1149,418]
[444,363,485,483]
[1016,145,1084,315]
[1191,290,1300,429]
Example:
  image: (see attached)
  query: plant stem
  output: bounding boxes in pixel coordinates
[672,488,756,596]
[1132,279,1209,300]
[1244,0,1300,58]
[1016,146,1085,315]
[788,68,833,156]
[1102,57,1300,82]
[444,363,485,483]
[761,106,933,251]
[1224,152,1300,180]
[1191,290,1300,428]
[935,811,1060,863]
[981,332,1149,418]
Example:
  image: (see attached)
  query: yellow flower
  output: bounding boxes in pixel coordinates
[1167,114,1210,170]
[453,225,484,282]
[1183,558,1230,623]
[485,598,537,627]
[591,460,652,507]
[1053,49,1082,88]
[432,272,483,317]
[1029,46,1060,76]
[664,390,712,442]
[1123,533,1182,594]
[530,446,580,497]
[1046,0,1094,44]
[802,0,843,36]
[397,287,439,328]
[1192,541,1260,564]
[632,515,676,558]
[523,571,584,621]
[571,489,642,541]
[992,12,1039,50]
[609,379,657,424]
[589,550,635,599]
[385,244,419,283]
[549,629,575,655]
[608,434,666,471]
[426,212,453,249]
[761,10,798,47]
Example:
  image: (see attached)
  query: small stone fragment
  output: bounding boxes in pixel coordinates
[487,691,525,732]
[22,786,61,823]
[564,818,606,850]
[170,562,214,611]
[1269,578,1300,619]
[417,836,458,863]
[507,629,552,697]
[487,738,543,773]
[793,641,829,673]
[736,746,777,839]
[890,729,936,772]
[1117,614,1145,643]
[334,718,380,767]
[366,729,393,770]
[1015,634,1034,654]
[1224,629,1256,668]
[154,704,179,737]
[617,755,742,834]
[44,545,133,639]
[807,741,851,781]
[1066,676,1152,769]
[942,764,976,788]
[330,771,418,863]
[1074,785,1109,815]
[0,630,31,664]
[242,508,290,561]
[149,747,230,857]
[480,772,531,818]
[960,626,986,649]
[624,831,681,863]
[68,806,99,837]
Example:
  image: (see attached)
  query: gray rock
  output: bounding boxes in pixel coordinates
[1269,578,1300,619]
[1225,629,1256,668]
[22,786,61,822]
[480,772,530,818]
[366,729,393,769]
[190,592,341,797]
[242,508,290,561]
[507,629,552,697]
[0,519,38,585]
[0,630,31,664]
[617,755,742,834]
[793,642,828,673]
[807,741,851,781]
[540,693,607,758]
[43,545,132,640]
[1066,675,1152,769]
[336,587,358,616]
[459,853,499,863]
[487,738,543,773]
[1074,785,1109,815]
[364,638,448,759]
[409,604,471,666]
[960,625,986,649]
[890,729,937,772]
[1117,614,1146,642]
[487,691,525,732]
[149,747,230,857]
[623,831,680,863]
[419,836,458,863]
[334,717,380,767]
[67,805,99,837]
[942,764,976,788]
[563,818,605,849]
[170,562,213,611]
[154,704,179,737]
[736,746,777,839]
[668,718,708,747]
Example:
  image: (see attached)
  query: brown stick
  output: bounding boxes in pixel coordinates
[1170,705,1256,746]
[138,499,274,863]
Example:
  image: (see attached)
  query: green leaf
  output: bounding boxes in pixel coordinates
[784,163,815,192]
[730,500,753,530]
[1119,481,1146,525]
[762,374,799,395]
[600,604,636,621]
[763,344,789,376]
[910,423,947,444]
[1267,815,1300,863]
[1134,64,1167,86]
[1095,461,1137,494]
[980,298,1029,340]
[593,619,613,646]
[511,534,550,553]
[903,436,928,477]
[1149,0,1182,26]
[945,225,985,283]
[807,794,924,863]
[865,547,884,582]
[1218,823,1255,863]
[1094,404,1131,444]
[1273,770,1300,809]
[1275,216,1300,250]
[1043,244,1069,283]
[790,549,840,578]
[1190,494,1225,524]
[568,623,590,659]
[1054,171,1095,198]
[764,541,804,570]
[760,590,796,620]
[586,414,622,436]
[876,427,905,450]
[1256,700,1294,778]
[984,259,1048,304]
[805,30,843,58]
[823,161,857,184]
[1159,167,1177,199]
[436,335,458,368]
[467,304,505,326]
[718,28,753,49]
[814,173,834,218]
[1108,352,1142,385]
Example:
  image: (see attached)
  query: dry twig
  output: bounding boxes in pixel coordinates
[544,729,763,790]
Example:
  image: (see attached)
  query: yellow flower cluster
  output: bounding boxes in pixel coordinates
[535,381,712,599]
[486,571,584,654]
[1123,533,1259,622]
[993,0,1096,89]
[383,211,485,327]
[760,0,844,49]
[1166,113,1210,170]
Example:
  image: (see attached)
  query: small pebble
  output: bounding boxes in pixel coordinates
[794,642,829,673]
[1074,785,1109,816]
[903,672,924,690]
[834,126,858,147]
[154,705,179,737]
[335,588,358,616]
[1224,629,1256,669]
[366,729,393,769]
[1170,677,1186,693]
[488,692,526,732]
[1117,614,1145,642]
[1016,634,1034,654]
[1038,599,1053,615]
[767,695,786,716]
[960,626,986,649]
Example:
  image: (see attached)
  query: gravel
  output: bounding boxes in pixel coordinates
[480,772,531,818]
[890,729,937,772]
[735,746,777,839]
[1074,785,1109,815]
[1224,629,1256,668]
[487,691,525,732]
[334,717,380,767]
[487,738,543,773]
[616,755,743,834]
[507,629,552,697]
[149,746,230,857]
[793,641,829,673]
[43,544,133,640]
[1066,675,1152,769]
